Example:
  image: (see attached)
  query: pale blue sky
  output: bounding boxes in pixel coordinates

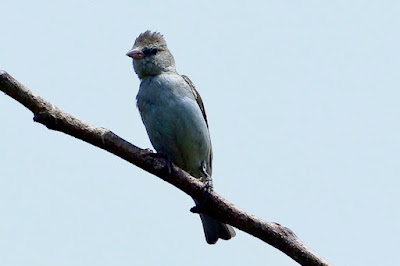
[1,1,399,265]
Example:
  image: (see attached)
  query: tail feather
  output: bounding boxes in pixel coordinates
[199,213,236,244]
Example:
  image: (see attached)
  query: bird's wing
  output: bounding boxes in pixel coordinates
[181,74,213,172]
[182,75,209,128]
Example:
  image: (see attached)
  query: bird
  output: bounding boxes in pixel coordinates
[126,31,236,244]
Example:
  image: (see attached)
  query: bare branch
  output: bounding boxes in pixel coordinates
[0,70,331,266]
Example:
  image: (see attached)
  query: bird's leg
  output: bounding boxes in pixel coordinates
[162,153,173,174]
[190,162,213,214]
[201,163,213,194]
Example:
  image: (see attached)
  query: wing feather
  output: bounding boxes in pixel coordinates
[181,75,213,172]
[182,75,209,128]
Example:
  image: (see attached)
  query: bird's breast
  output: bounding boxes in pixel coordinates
[136,73,211,177]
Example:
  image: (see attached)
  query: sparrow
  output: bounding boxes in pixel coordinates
[126,31,236,244]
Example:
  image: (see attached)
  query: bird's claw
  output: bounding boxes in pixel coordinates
[147,152,173,174]
[190,163,213,214]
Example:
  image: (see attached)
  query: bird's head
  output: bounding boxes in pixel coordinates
[127,31,176,79]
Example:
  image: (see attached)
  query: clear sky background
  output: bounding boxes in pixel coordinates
[1,1,399,265]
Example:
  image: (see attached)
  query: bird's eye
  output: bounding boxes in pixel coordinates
[143,47,159,56]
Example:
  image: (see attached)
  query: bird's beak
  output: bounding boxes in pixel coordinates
[126,48,145,60]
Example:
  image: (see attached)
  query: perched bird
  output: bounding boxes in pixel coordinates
[126,31,236,244]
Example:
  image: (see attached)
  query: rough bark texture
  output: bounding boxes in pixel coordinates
[0,70,331,266]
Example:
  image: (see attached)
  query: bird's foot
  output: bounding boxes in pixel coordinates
[190,163,213,214]
[144,148,154,153]
[146,152,173,174]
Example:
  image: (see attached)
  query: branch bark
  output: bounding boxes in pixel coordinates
[0,70,331,266]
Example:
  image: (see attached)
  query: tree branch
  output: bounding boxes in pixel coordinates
[0,70,331,266]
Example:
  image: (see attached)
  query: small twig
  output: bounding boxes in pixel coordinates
[0,70,331,266]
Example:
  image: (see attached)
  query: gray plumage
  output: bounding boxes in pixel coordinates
[127,31,235,244]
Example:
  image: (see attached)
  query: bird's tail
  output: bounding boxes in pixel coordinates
[199,213,236,244]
